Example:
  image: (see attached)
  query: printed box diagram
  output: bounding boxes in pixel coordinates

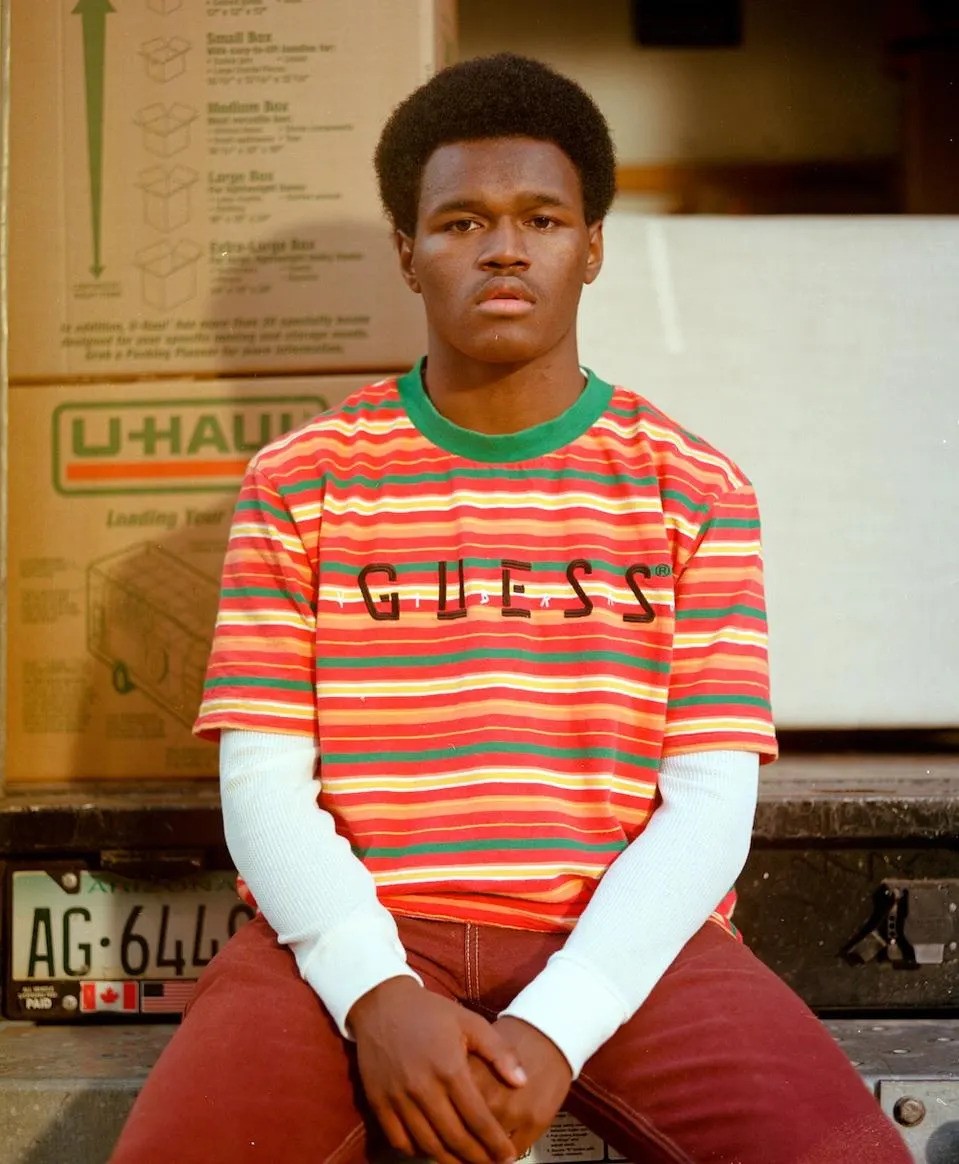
[135,239,203,311]
[87,543,220,728]
[140,37,191,84]
[138,166,199,232]
[134,103,197,158]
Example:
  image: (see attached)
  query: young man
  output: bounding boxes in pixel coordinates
[112,55,909,1164]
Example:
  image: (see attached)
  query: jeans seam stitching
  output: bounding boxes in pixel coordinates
[463,923,472,1001]
[471,923,480,1003]
[324,1120,366,1164]
[575,1071,695,1164]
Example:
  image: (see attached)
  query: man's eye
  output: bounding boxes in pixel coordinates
[529,215,557,230]
[447,219,479,233]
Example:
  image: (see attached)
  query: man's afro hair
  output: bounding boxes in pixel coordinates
[374,53,616,236]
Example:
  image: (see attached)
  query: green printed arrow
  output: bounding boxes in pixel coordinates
[73,0,115,278]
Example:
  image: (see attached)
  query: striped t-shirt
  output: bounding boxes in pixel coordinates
[195,362,777,933]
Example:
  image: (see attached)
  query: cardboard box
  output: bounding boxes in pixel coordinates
[578,212,959,729]
[135,238,203,311]
[135,102,197,158]
[5,373,379,783]
[7,1,457,381]
[137,164,199,232]
[139,36,191,84]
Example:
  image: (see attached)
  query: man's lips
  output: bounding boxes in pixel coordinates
[476,280,535,315]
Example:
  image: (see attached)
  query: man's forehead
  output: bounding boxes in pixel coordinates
[418,137,583,209]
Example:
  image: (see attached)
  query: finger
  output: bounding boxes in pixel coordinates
[465,1016,528,1089]
[369,1096,417,1159]
[399,1096,494,1164]
[417,1087,516,1164]
[470,1070,509,1117]
[448,1071,521,1159]
[511,1127,539,1159]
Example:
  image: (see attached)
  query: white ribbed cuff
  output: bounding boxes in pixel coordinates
[499,952,629,1078]
[296,910,422,1038]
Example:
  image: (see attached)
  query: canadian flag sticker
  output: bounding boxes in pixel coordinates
[80,981,139,1013]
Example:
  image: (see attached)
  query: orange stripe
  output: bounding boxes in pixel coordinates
[66,459,248,481]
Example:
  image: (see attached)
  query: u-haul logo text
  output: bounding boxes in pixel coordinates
[53,396,326,495]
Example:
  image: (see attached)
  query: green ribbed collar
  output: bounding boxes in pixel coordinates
[396,358,614,464]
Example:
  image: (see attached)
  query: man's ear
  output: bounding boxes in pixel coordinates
[583,219,604,286]
[395,230,421,294]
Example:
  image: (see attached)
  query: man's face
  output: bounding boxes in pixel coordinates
[396,137,603,367]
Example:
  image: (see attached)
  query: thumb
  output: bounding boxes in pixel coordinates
[464,1014,528,1089]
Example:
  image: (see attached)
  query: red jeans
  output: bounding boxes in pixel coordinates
[110,915,908,1164]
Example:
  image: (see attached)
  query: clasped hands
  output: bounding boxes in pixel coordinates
[348,976,573,1164]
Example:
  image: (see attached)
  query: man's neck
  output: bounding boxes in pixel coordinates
[420,349,587,437]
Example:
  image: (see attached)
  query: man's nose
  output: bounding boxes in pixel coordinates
[479,219,530,269]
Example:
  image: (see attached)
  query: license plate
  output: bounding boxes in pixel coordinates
[2,863,254,1021]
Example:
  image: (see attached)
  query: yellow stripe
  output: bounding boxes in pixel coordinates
[318,672,667,699]
[198,699,313,720]
[673,630,767,649]
[326,768,656,795]
[215,622,313,641]
[229,526,308,557]
[319,492,665,517]
[665,717,776,737]
[693,541,763,557]
[634,420,746,479]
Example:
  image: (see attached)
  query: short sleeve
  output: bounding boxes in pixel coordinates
[194,464,317,740]
[662,484,777,762]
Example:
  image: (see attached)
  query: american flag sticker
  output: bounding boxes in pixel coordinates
[80,981,139,1013]
[140,980,198,1014]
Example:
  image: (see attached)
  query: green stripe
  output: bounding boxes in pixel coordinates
[355,836,628,858]
[661,489,710,515]
[203,675,313,692]
[668,694,771,709]
[234,498,290,523]
[316,646,670,674]
[700,518,760,532]
[675,605,766,622]
[608,402,656,420]
[337,398,401,416]
[279,467,659,495]
[221,585,310,605]
[325,740,660,770]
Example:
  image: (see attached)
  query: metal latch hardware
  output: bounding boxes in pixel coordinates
[844,879,959,968]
